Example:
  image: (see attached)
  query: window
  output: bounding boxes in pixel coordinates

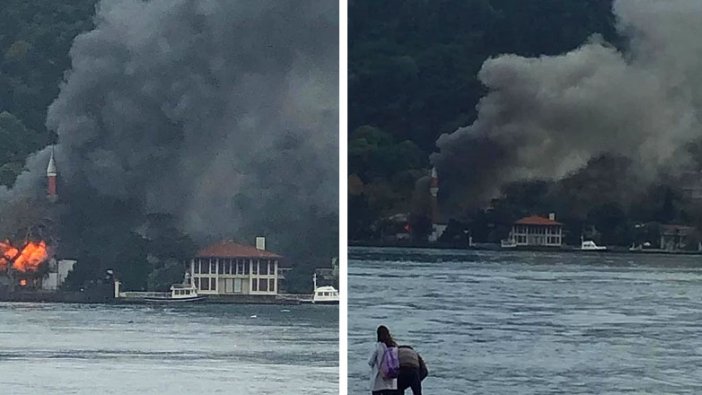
[228,260,233,274]
[210,261,216,274]
[210,278,216,291]
[193,261,199,274]
[252,261,258,275]
[219,261,224,275]
[252,279,258,291]
[200,278,209,290]
[202,261,209,274]
[234,278,242,293]
[259,279,268,292]
[269,279,275,293]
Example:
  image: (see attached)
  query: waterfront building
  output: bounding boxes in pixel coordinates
[660,225,699,251]
[510,214,563,247]
[189,237,283,296]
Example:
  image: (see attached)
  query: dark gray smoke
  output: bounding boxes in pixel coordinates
[432,0,702,212]
[2,0,338,258]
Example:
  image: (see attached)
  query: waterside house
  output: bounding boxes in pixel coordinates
[508,214,563,247]
[189,237,285,296]
[660,225,701,251]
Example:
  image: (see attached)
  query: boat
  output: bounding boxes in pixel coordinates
[113,272,207,303]
[581,237,607,251]
[308,273,339,304]
[500,237,517,248]
[142,283,207,303]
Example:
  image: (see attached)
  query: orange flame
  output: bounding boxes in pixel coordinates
[19,279,27,287]
[0,240,49,272]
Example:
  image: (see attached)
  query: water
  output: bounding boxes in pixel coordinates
[348,247,702,394]
[0,303,338,394]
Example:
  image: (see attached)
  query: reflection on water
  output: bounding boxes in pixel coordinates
[0,303,338,394]
[349,247,702,394]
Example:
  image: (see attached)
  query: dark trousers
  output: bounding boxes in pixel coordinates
[372,391,397,395]
[398,367,422,395]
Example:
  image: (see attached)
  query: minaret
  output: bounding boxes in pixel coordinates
[428,167,446,242]
[47,148,58,202]
[430,167,439,223]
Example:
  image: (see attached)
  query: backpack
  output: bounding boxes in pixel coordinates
[381,345,400,379]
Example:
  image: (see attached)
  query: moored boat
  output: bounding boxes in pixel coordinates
[301,273,339,304]
[143,283,207,303]
[581,238,607,251]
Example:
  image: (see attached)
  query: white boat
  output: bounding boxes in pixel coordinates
[311,273,339,304]
[581,239,607,251]
[143,283,207,303]
[501,237,517,248]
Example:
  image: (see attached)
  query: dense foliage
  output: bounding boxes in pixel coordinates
[0,1,97,186]
[350,0,617,151]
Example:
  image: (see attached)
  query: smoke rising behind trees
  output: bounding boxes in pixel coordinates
[1,0,338,289]
[433,0,702,212]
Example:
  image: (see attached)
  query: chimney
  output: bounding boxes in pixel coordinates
[47,148,58,202]
[548,213,556,221]
[255,237,265,251]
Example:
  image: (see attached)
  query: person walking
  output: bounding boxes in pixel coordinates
[368,325,399,394]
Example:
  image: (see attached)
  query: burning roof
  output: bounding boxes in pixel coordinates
[0,240,49,272]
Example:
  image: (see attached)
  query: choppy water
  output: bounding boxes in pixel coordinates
[348,247,702,394]
[0,303,338,394]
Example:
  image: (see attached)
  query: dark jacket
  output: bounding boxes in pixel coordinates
[398,345,428,380]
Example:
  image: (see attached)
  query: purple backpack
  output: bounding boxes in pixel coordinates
[381,346,400,379]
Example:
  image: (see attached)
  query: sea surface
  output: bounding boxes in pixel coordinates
[0,303,338,394]
[348,247,702,394]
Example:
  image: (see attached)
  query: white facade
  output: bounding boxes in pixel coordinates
[511,224,563,246]
[41,259,76,291]
[190,257,278,296]
[428,223,447,242]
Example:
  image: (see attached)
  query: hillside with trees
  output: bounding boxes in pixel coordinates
[0,1,332,293]
[349,0,702,248]
[0,0,97,186]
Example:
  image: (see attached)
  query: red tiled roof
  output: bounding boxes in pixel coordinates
[196,241,282,259]
[514,215,562,226]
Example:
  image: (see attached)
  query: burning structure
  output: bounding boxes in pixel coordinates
[0,0,338,293]
[0,240,50,290]
[0,149,72,294]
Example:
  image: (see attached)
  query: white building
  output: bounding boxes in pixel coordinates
[41,259,76,290]
[189,237,282,296]
[509,214,563,247]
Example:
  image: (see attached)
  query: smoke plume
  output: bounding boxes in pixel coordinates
[432,0,702,212]
[2,0,338,261]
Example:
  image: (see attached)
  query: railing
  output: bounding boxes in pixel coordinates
[118,291,169,299]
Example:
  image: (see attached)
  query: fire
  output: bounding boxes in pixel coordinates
[0,240,49,272]
[19,279,27,287]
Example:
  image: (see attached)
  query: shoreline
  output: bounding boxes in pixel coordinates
[0,291,320,305]
[349,240,702,256]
